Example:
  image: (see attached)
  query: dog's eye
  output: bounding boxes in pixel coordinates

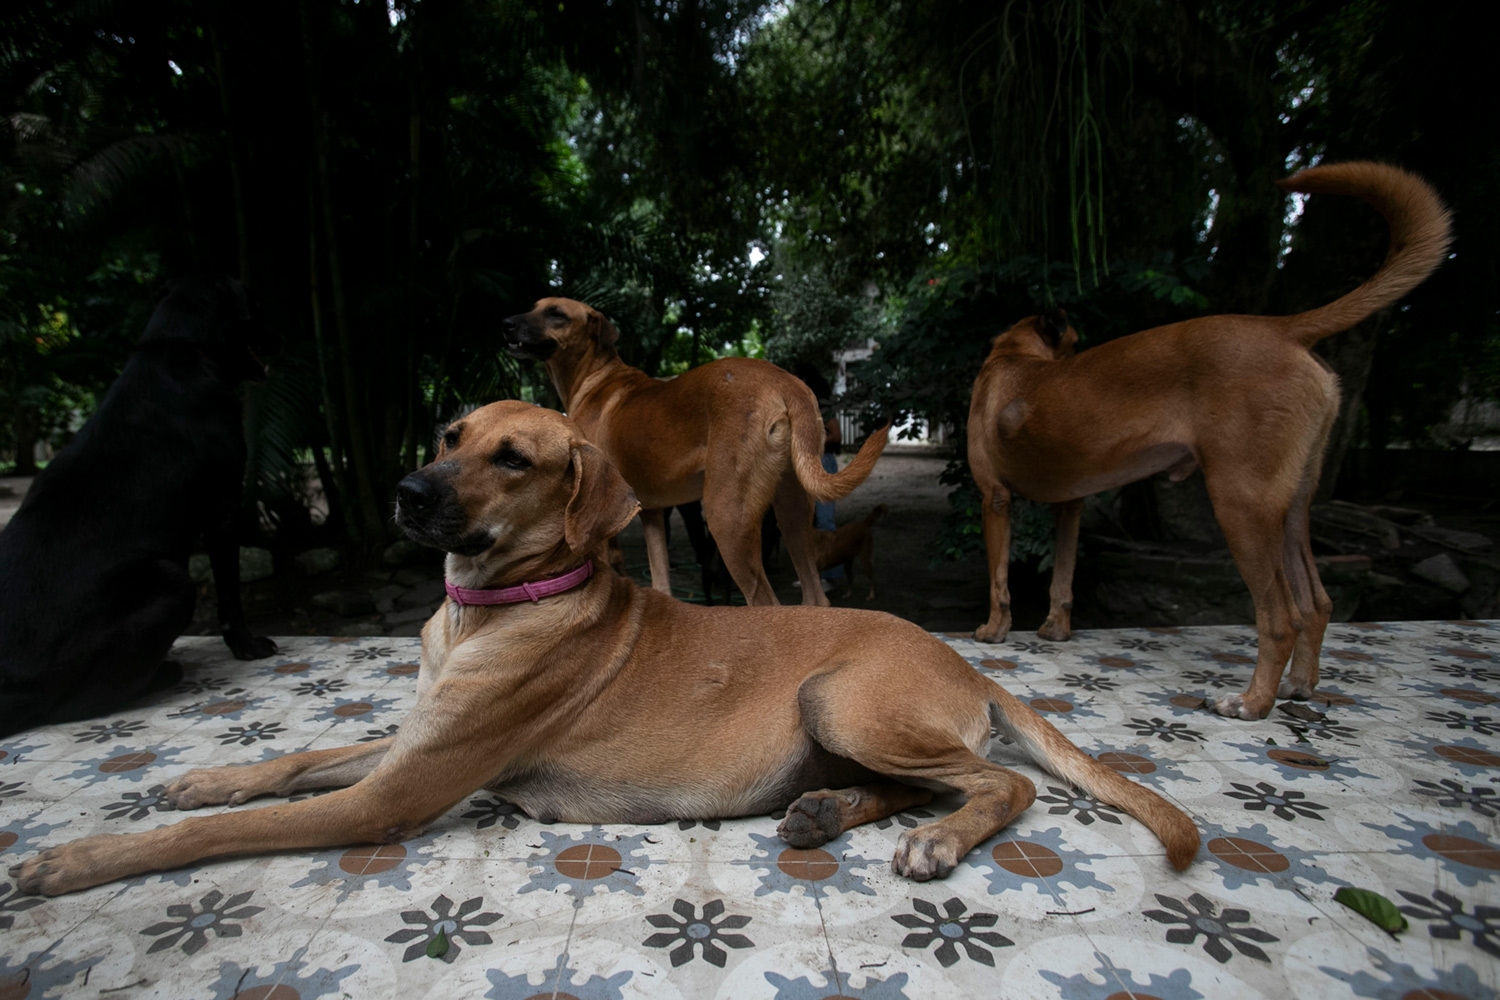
[494,447,530,470]
[442,429,460,449]
[544,307,567,325]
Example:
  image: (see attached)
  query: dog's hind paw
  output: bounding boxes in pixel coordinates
[892,826,962,881]
[974,621,1011,644]
[777,792,845,849]
[1207,693,1271,721]
[1036,617,1072,642]
[1277,680,1315,700]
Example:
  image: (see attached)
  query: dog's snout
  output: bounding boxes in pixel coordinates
[396,475,438,514]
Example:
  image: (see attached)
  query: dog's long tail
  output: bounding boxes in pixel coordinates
[1279,161,1453,348]
[789,392,890,504]
[987,678,1199,870]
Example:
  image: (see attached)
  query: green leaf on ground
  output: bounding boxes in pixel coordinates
[426,928,450,958]
[1334,887,1408,934]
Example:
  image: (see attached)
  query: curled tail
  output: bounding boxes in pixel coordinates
[987,679,1199,870]
[788,388,891,503]
[1280,162,1453,347]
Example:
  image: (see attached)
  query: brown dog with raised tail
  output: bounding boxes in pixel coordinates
[10,401,1195,896]
[502,297,889,606]
[967,161,1453,720]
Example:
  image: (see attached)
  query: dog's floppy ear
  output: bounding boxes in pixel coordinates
[588,310,620,350]
[1032,309,1069,350]
[564,441,640,554]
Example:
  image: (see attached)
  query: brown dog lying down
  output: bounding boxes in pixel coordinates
[502,297,889,607]
[11,401,1196,896]
[813,504,888,600]
[966,162,1453,720]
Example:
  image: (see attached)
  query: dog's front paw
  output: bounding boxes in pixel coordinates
[9,836,130,896]
[892,825,964,881]
[165,766,264,809]
[778,792,845,849]
[225,631,278,660]
[1206,692,1271,721]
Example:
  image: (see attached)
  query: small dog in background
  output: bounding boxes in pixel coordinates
[812,504,888,600]
[0,275,279,739]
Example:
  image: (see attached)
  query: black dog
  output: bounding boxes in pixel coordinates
[0,276,278,738]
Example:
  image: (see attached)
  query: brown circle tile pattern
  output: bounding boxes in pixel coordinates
[992,841,1063,878]
[1435,745,1500,768]
[1312,692,1355,707]
[777,848,838,880]
[979,658,1018,671]
[1421,834,1500,870]
[1402,989,1470,1000]
[1169,694,1206,709]
[1098,656,1135,668]
[555,844,621,880]
[201,700,248,715]
[1212,652,1254,665]
[1328,649,1373,662]
[387,663,420,676]
[1098,751,1156,775]
[1105,994,1164,1000]
[524,994,582,1000]
[339,844,406,874]
[333,702,375,717]
[273,662,311,674]
[1267,748,1328,770]
[1441,688,1498,705]
[1030,698,1073,713]
[232,986,301,1000]
[99,751,156,773]
[1445,648,1493,661]
[0,831,17,850]
[1208,837,1289,873]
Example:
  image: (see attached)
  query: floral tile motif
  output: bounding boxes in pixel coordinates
[2,623,1498,997]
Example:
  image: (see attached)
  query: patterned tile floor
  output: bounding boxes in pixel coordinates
[3,620,1499,999]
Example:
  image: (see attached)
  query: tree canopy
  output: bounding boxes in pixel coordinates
[2,0,1493,553]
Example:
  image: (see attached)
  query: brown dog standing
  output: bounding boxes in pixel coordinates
[10,401,1196,896]
[813,504,888,600]
[502,298,889,606]
[967,162,1453,720]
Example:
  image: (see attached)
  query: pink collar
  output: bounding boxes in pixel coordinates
[444,561,594,606]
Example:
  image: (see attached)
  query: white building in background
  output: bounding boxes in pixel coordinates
[831,338,950,447]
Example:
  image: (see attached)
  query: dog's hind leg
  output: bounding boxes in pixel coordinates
[778,783,933,848]
[974,479,1014,642]
[791,667,1035,880]
[1203,486,1301,720]
[1280,446,1335,700]
[1038,499,1083,641]
[774,473,830,608]
[641,508,674,594]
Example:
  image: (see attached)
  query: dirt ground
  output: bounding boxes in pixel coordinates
[220,447,1057,641]
[10,442,1488,645]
